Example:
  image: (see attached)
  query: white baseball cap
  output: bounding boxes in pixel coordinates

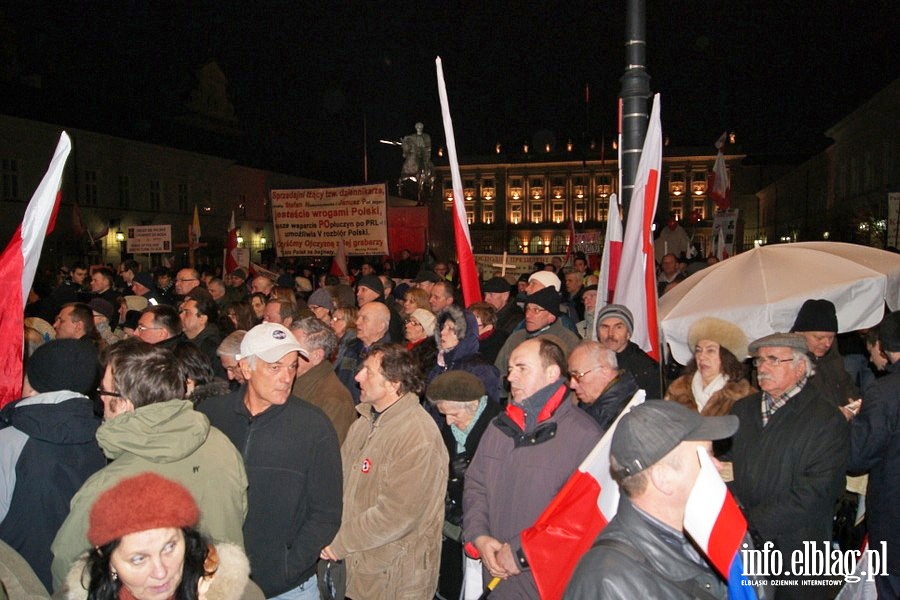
[238,323,308,363]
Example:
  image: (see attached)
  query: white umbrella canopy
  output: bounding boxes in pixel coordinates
[659,242,900,365]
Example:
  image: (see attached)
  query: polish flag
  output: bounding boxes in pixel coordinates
[224,211,239,274]
[0,132,72,406]
[598,193,623,309]
[436,57,482,307]
[520,391,646,599]
[683,447,757,599]
[329,238,349,280]
[709,133,731,211]
[613,94,662,361]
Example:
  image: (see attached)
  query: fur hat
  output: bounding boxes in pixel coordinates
[528,271,561,292]
[427,370,486,403]
[88,473,199,547]
[524,286,561,317]
[790,299,838,333]
[879,311,900,353]
[123,294,149,312]
[688,317,749,359]
[410,308,436,337]
[596,304,634,335]
[436,305,467,343]
[26,339,98,394]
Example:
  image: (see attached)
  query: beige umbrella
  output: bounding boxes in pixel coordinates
[659,242,900,364]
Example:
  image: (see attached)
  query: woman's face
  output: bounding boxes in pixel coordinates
[331,311,348,338]
[694,339,722,382]
[250,296,265,319]
[404,317,425,343]
[109,527,185,600]
[440,320,459,350]
[436,400,475,431]
[402,294,419,317]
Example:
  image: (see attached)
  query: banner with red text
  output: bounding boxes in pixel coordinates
[271,184,388,256]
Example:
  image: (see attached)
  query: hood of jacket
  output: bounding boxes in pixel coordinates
[96,400,210,462]
[436,306,480,362]
[0,391,99,445]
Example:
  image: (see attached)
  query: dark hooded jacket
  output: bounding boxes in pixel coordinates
[427,306,501,404]
[577,370,640,433]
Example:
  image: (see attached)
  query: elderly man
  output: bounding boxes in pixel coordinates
[336,301,392,404]
[568,340,640,432]
[563,270,585,321]
[129,271,160,306]
[198,323,342,599]
[790,298,858,407]
[250,274,275,297]
[575,284,598,339]
[465,338,602,598]
[493,287,581,390]
[224,267,248,302]
[356,274,404,341]
[174,267,201,297]
[525,270,561,295]
[657,252,685,296]
[290,317,357,445]
[321,343,447,600]
[849,311,900,597]
[729,332,849,598]
[412,270,442,295]
[263,297,297,328]
[207,277,228,307]
[483,276,524,336]
[217,330,246,389]
[565,401,738,599]
[52,302,95,340]
[429,279,456,313]
[134,304,183,349]
[51,339,248,590]
[596,304,662,398]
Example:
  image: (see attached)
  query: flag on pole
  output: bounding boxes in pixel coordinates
[224,211,239,274]
[683,446,756,599]
[613,94,662,361]
[0,132,72,406]
[329,238,349,280]
[520,391,646,600]
[436,56,482,307]
[190,204,201,248]
[598,193,623,310]
[709,133,731,211]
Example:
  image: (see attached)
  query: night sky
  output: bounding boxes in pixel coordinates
[4,1,896,185]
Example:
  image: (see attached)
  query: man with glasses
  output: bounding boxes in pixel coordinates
[728,332,849,594]
[567,340,639,431]
[50,338,248,591]
[217,330,246,389]
[134,304,183,349]
[174,267,201,297]
[198,323,342,600]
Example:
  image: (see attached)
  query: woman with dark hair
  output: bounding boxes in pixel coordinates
[61,472,261,600]
[172,343,230,406]
[223,301,256,332]
[248,293,267,324]
[664,316,756,416]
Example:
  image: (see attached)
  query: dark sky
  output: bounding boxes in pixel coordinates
[4,1,897,184]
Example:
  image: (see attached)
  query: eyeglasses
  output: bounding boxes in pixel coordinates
[752,356,795,367]
[96,387,122,397]
[405,319,422,327]
[136,325,163,333]
[568,365,608,382]
[175,277,198,283]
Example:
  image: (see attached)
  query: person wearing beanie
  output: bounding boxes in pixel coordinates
[50,339,249,591]
[482,276,524,336]
[492,287,581,400]
[402,308,439,386]
[790,298,859,408]
[0,339,105,591]
[596,303,663,399]
[61,472,262,600]
[356,274,405,343]
[848,310,900,597]
[425,371,502,600]
[663,317,756,416]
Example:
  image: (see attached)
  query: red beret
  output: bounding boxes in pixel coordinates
[88,473,199,547]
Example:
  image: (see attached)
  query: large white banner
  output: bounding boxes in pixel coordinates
[271,184,388,256]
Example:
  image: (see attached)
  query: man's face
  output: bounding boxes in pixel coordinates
[208,282,225,301]
[118,266,134,284]
[583,290,598,314]
[263,301,284,325]
[90,272,110,293]
[291,329,318,376]
[156,273,172,289]
[564,272,583,294]
[598,317,630,353]
[799,331,835,358]
[174,270,199,295]
[524,303,555,332]
[507,341,558,404]
[356,285,379,307]
[484,291,509,312]
[429,287,454,313]
[241,352,299,415]
[360,263,375,276]
[220,355,245,384]
[661,255,678,277]
[755,346,805,397]
[71,268,88,285]
[525,278,545,296]
[250,277,273,296]
[568,348,616,405]
[53,306,83,339]
[356,303,386,345]
[99,365,130,421]
[135,313,169,344]
[355,353,398,411]
[574,258,588,273]
[662,440,715,503]
[433,263,449,278]
[179,299,206,337]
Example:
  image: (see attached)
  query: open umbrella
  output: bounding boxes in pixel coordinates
[660,242,900,364]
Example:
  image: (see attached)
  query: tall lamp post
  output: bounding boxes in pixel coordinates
[619,0,651,217]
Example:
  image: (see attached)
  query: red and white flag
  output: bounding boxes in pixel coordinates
[598,193,623,310]
[613,94,662,361]
[0,132,72,406]
[224,211,239,274]
[520,391,646,599]
[436,56,482,307]
[329,238,349,280]
[709,132,730,210]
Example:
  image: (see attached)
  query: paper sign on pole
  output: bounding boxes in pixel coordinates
[126,225,172,254]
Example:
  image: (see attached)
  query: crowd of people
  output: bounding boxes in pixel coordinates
[1,249,897,600]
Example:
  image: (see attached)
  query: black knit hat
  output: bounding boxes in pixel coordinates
[790,299,838,333]
[26,339,98,394]
[524,286,561,317]
[356,275,384,296]
[483,277,512,294]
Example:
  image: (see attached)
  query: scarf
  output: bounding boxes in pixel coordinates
[690,371,727,412]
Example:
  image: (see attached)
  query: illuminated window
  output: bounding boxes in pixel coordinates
[531,202,543,223]
[529,235,544,254]
[550,234,566,253]
[552,202,564,223]
[482,204,494,224]
[670,198,683,220]
[575,202,585,223]
[510,203,522,224]
[508,235,522,254]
